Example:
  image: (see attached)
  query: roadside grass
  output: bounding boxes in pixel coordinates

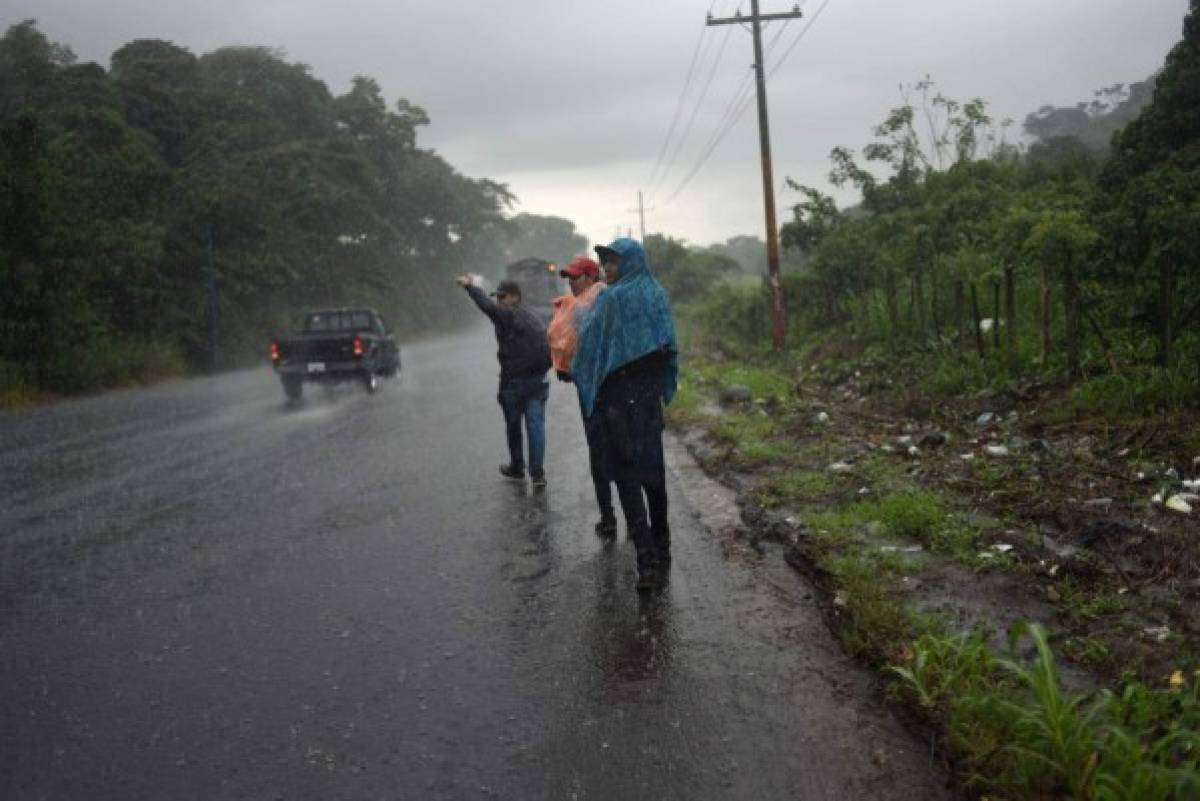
[0,359,51,408]
[671,338,1200,800]
[752,469,839,508]
[1072,367,1200,419]
[1056,578,1129,624]
[689,360,793,400]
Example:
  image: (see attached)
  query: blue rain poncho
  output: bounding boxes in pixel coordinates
[573,238,678,415]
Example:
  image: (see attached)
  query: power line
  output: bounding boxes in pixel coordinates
[647,9,738,196]
[659,0,832,207]
[768,0,831,78]
[659,13,796,206]
[645,20,710,191]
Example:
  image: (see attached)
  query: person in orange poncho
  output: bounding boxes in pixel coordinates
[547,256,615,537]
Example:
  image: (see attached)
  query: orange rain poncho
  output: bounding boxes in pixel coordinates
[547,282,605,373]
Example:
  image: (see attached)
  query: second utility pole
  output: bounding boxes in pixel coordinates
[708,1,801,349]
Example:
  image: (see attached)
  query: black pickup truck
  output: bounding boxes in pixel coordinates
[270,308,401,400]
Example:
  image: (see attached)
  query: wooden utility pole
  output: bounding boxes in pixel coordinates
[708,2,801,349]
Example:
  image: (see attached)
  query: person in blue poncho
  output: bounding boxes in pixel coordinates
[573,238,678,591]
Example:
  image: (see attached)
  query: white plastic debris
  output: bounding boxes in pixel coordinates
[784,515,799,527]
[1152,492,1165,505]
[1183,479,1200,491]
[960,453,975,462]
[815,411,830,424]
[1135,472,1146,481]
[858,487,871,496]
[828,461,853,473]
[896,435,913,445]
[979,318,995,334]
[1117,448,1131,458]
[1166,495,1194,514]
[976,412,996,426]
[1143,625,1171,643]
[985,444,1010,458]
[1082,498,1113,507]
[907,446,921,457]
[1167,467,1180,479]
[992,543,1014,553]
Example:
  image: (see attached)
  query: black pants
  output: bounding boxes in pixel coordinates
[579,397,615,522]
[597,371,670,571]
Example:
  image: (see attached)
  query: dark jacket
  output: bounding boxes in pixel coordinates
[466,285,551,381]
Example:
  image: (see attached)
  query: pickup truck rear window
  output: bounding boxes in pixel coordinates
[304,311,374,333]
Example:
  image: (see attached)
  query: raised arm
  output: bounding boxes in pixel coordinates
[463,283,517,326]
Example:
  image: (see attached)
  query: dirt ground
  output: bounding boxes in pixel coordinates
[670,352,1200,690]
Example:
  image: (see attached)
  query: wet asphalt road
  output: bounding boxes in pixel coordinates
[0,329,954,800]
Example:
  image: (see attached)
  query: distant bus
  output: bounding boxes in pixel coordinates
[504,257,564,324]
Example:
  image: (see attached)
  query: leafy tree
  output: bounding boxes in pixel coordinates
[1098,0,1200,368]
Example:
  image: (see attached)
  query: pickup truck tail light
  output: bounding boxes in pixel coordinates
[270,342,280,362]
[352,336,364,357]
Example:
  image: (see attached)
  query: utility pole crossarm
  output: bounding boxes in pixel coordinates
[707,7,802,25]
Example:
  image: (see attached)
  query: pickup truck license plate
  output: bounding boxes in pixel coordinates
[307,362,326,373]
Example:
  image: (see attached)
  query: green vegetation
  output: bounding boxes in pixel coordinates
[0,20,588,401]
[891,623,1200,800]
[685,3,1200,420]
[661,9,1200,796]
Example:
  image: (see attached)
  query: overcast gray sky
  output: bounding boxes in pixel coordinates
[6,0,1189,249]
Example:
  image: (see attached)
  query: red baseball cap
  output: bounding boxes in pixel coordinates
[560,256,599,279]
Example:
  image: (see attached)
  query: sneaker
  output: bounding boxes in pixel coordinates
[530,471,547,488]
[595,517,618,538]
[498,464,525,480]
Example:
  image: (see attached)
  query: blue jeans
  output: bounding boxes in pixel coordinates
[497,375,549,475]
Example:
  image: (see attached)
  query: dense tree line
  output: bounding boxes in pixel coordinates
[0,20,560,395]
[763,1,1199,399]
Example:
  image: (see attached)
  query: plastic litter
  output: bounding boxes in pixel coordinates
[907,445,920,457]
[1165,495,1193,514]
[828,461,853,473]
[992,543,1014,553]
[1143,625,1171,643]
[985,444,1010,457]
[896,435,913,445]
[976,412,995,426]
[815,411,830,424]
[960,453,975,461]
[1081,498,1113,508]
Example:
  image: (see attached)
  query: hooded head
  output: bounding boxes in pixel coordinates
[573,237,677,415]
[593,238,647,284]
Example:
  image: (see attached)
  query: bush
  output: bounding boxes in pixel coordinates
[0,359,43,407]
[1072,366,1200,418]
[40,337,185,394]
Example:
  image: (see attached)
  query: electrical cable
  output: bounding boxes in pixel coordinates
[645,21,710,191]
[647,17,737,197]
[659,12,797,206]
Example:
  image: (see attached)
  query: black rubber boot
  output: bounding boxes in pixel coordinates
[594,516,618,539]
[498,463,525,480]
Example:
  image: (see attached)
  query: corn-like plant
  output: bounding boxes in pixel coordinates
[970,622,1108,797]
[887,630,992,712]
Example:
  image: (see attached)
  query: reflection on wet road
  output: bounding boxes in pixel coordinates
[0,330,952,799]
